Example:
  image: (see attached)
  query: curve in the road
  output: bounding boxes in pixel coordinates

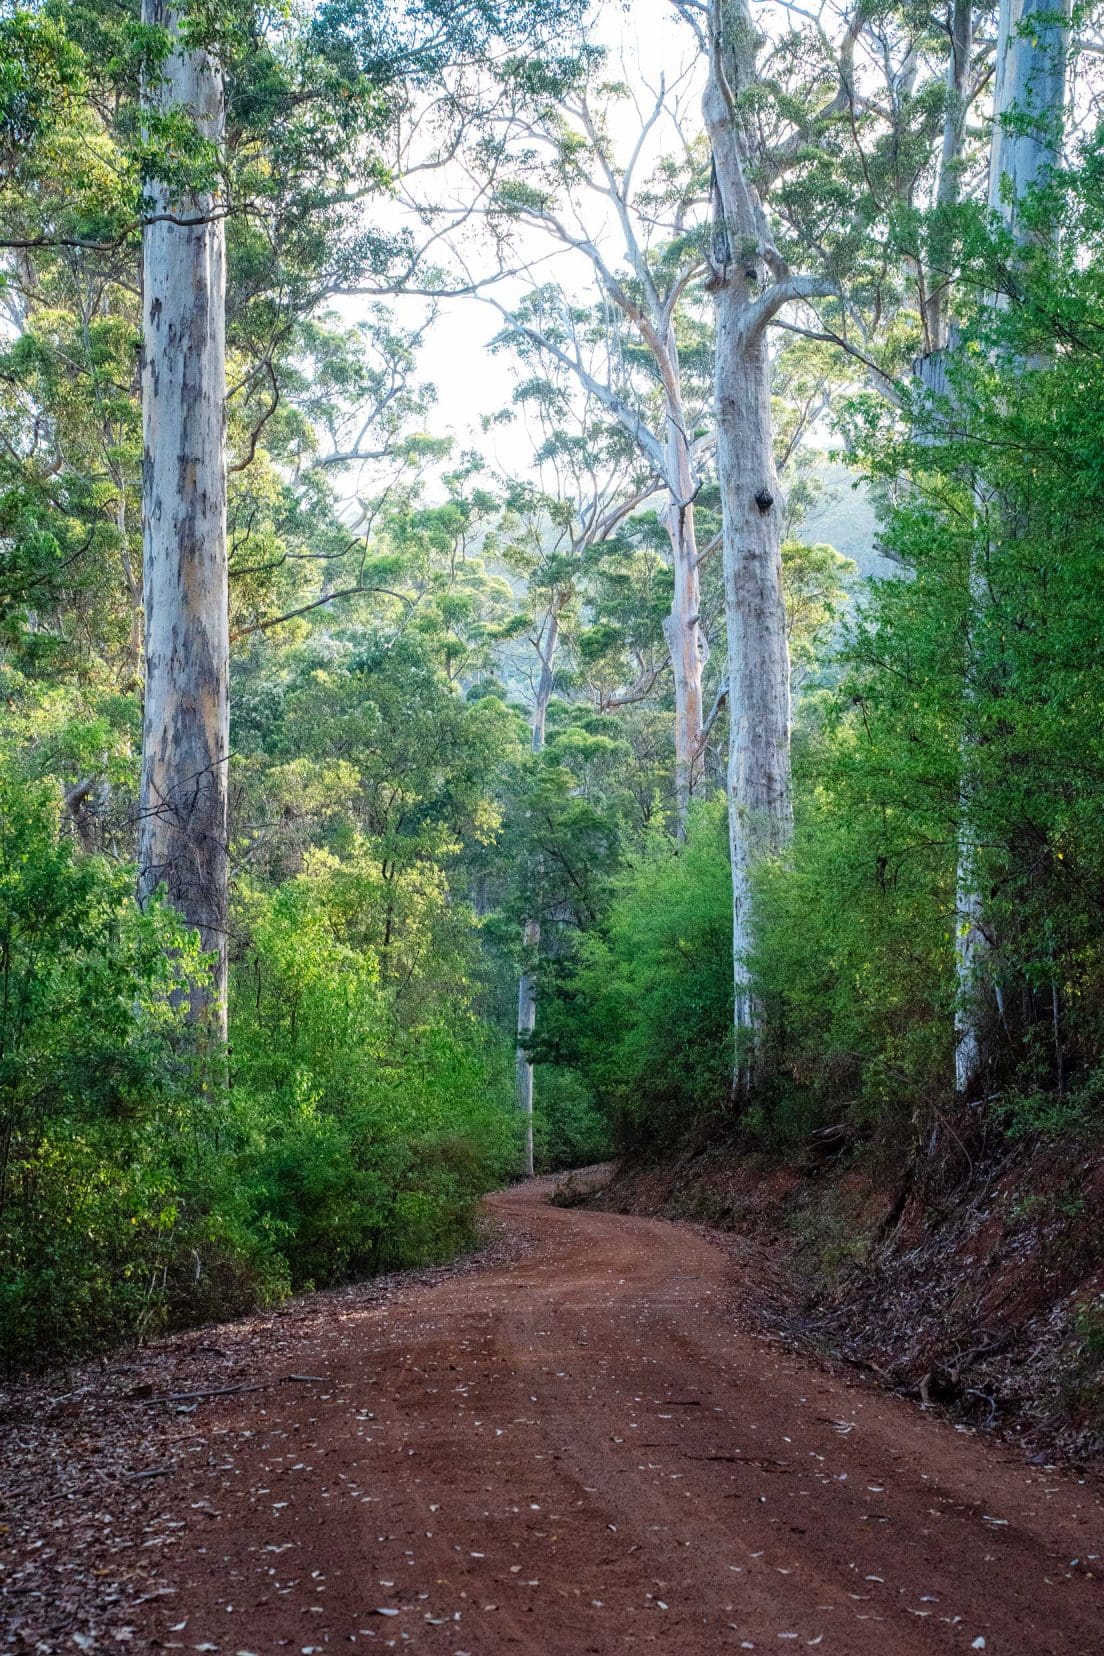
[137,1180,1103,1655]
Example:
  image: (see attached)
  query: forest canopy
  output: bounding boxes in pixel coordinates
[2,0,1104,1370]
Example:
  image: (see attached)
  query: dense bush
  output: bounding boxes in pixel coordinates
[0,766,222,1365]
[540,804,734,1149]
[749,706,956,1144]
[229,846,518,1287]
[531,1065,612,1171]
[0,776,520,1371]
[539,723,956,1154]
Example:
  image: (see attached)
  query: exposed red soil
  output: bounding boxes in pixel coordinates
[3,1177,1103,1654]
[579,1143,1104,1459]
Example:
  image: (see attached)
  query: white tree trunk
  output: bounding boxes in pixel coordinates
[716,322,792,1077]
[989,0,1072,229]
[911,343,990,1097]
[516,606,560,1177]
[953,0,1071,1095]
[515,943,537,1179]
[924,0,973,351]
[954,834,986,1093]
[660,390,707,829]
[701,1,798,1083]
[138,4,229,1034]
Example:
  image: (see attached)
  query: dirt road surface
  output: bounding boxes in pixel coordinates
[7,1181,1104,1654]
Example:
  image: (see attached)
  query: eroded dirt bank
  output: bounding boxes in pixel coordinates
[570,1142,1104,1462]
[3,1178,1102,1653]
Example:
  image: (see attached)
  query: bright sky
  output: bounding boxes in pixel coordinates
[329,0,884,572]
[382,0,701,481]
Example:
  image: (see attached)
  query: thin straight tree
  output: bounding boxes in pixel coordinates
[953,0,1073,1094]
[488,66,713,828]
[138,3,229,1032]
[500,386,649,1173]
[515,632,552,1181]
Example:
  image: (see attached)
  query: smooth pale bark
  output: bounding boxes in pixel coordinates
[138,4,229,1033]
[912,342,988,1095]
[924,0,974,352]
[715,327,792,1065]
[989,0,1072,227]
[660,380,707,828]
[516,603,560,1178]
[953,821,987,1093]
[953,0,1071,1095]
[515,945,537,1178]
[700,0,827,1079]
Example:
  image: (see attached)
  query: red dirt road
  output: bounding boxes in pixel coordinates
[12,1181,1104,1654]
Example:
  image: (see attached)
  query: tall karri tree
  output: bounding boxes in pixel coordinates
[138,2,229,1028]
[953,0,1073,1095]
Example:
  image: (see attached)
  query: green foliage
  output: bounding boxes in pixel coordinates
[0,759,221,1367]
[748,148,1104,1148]
[781,538,854,690]
[997,1070,1104,1142]
[0,742,521,1370]
[532,1066,611,1171]
[1062,1295,1104,1439]
[532,534,858,1155]
[750,706,955,1139]
[228,851,518,1288]
[540,804,734,1148]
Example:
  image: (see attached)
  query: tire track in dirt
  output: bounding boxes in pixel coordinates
[71,1182,1104,1652]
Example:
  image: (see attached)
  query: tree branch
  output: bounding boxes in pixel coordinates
[697,679,728,750]
[739,273,840,342]
[231,585,413,643]
[228,361,279,475]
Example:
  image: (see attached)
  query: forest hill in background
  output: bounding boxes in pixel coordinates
[0,0,1103,1453]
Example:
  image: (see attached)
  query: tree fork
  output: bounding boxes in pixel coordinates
[701,0,804,1080]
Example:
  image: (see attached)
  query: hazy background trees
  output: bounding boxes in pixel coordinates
[4,0,1104,1370]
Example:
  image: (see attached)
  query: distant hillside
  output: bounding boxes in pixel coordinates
[801,461,890,579]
